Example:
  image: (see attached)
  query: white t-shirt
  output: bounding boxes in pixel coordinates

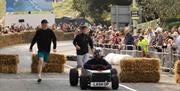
[175,35,180,53]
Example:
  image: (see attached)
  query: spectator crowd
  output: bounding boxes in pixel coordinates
[89,25,180,57]
[0,23,33,35]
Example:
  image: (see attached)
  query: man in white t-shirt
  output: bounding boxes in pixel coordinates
[175,35,180,54]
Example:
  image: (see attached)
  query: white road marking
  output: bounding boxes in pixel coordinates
[65,64,138,91]
[0,78,69,81]
[119,84,137,91]
[64,64,74,69]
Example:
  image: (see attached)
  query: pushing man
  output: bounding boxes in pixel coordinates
[73,26,94,68]
[29,19,57,83]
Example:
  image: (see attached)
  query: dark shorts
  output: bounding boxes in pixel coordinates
[37,51,49,62]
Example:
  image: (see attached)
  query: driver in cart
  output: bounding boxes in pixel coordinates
[84,48,112,70]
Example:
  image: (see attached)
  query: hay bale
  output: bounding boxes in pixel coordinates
[0,35,4,47]
[22,31,36,43]
[31,64,64,73]
[119,58,160,82]
[31,53,66,73]
[63,32,74,40]
[0,65,18,73]
[43,64,64,73]
[120,71,160,82]
[175,61,180,73]
[0,54,19,65]
[0,54,19,73]
[120,58,160,72]
[175,60,180,83]
[13,33,24,44]
[32,53,67,64]
[54,31,64,41]
[31,66,38,73]
[175,74,180,83]
[49,54,67,64]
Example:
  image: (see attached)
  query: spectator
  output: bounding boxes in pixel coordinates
[73,26,94,68]
[145,28,155,45]
[137,36,149,57]
[124,27,134,50]
[175,34,180,54]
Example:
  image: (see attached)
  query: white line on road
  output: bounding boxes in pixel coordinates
[119,84,137,91]
[65,64,138,91]
[0,78,69,81]
[64,64,74,69]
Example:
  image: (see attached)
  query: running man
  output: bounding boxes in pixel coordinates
[29,19,57,83]
[73,26,94,68]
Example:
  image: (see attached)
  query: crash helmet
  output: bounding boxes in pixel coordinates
[93,47,104,58]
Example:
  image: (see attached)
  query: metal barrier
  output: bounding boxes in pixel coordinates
[94,44,180,73]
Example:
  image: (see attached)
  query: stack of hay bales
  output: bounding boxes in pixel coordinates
[7,33,23,45]
[0,35,4,47]
[31,53,67,73]
[22,31,36,43]
[120,58,160,82]
[0,54,19,73]
[0,33,24,48]
[63,32,74,40]
[175,60,180,83]
[0,31,75,48]
[54,31,64,41]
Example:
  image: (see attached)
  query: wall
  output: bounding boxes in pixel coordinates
[5,14,55,28]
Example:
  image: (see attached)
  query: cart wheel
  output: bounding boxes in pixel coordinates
[111,68,118,75]
[80,76,88,90]
[69,68,79,86]
[112,75,119,90]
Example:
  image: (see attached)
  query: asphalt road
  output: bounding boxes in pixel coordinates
[0,41,180,91]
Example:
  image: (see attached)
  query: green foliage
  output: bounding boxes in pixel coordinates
[160,18,180,29]
[72,0,111,24]
[53,0,79,17]
[137,0,180,22]
[165,22,180,29]
[0,0,5,18]
[161,18,180,24]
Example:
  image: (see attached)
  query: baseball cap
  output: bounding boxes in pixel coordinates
[41,19,48,24]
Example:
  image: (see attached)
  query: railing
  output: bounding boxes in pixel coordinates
[94,44,180,73]
[137,18,160,29]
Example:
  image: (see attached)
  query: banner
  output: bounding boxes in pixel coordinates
[6,0,53,12]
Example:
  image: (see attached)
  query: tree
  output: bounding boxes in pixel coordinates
[72,0,111,24]
[72,0,180,24]
[136,0,180,22]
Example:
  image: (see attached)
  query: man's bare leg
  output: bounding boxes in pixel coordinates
[37,58,44,83]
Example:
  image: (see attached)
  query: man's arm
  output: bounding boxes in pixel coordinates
[51,30,57,50]
[29,30,39,51]
[73,35,81,50]
[84,59,93,69]
[73,35,78,47]
[102,59,112,69]
[88,36,94,49]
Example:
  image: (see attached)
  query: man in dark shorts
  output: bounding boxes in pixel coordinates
[29,19,57,83]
